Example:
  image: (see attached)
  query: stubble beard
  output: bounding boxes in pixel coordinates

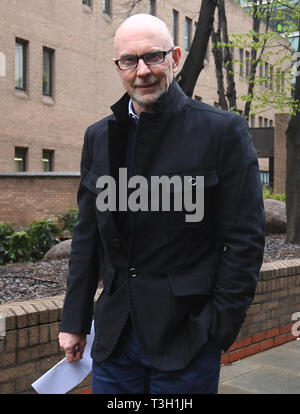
[131,83,165,111]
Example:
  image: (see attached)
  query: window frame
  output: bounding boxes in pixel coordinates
[185,17,192,52]
[172,9,179,45]
[42,149,54,172]
[15,38,28,91]
[102,0,111,15]
[43,47,54,97]
[14,147,28,172]
[239,48,244,77]
[149,0,156,16]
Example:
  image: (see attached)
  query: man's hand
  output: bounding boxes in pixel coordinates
[59,332,87,363]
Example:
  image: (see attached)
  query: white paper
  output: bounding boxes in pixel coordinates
[31,321,94,394]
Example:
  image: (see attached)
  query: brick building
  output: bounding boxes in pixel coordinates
[0,0,288,173]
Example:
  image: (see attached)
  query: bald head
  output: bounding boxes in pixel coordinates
[114,14,174,56]
[113,13,181,115]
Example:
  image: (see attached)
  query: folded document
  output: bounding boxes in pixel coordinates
[31,322,94,394]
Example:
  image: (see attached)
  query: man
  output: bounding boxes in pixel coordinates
[59,14,265,394]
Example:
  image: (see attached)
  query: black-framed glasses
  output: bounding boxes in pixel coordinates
[114,49,174,70]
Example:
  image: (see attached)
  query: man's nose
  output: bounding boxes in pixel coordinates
[136,58,152,76]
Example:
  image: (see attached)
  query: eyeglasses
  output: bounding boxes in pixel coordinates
[114,49,174,70]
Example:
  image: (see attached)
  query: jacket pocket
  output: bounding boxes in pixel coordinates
[168,269,212,296]
[168,248,220,296]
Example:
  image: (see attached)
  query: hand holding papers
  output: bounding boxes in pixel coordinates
[31,322,94,394]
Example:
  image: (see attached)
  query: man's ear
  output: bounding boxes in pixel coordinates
[172,47,181,72]
[113,58,120,73]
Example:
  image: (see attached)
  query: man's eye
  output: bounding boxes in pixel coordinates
[122,56,136,64]
[145,52,159,60]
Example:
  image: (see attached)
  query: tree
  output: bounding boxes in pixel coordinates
[286,23,300,242]
[177,0,300,241]
[213,0,300,241]
[210,0,297,119]
[176,0,218,96]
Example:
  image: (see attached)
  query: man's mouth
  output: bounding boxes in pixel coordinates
[135,83,157,89]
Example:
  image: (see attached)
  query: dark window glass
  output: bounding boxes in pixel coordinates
[42,150,54,171]
[43,47,54,96]
[149,0,156,16]
[185,17,192,51]
[173,10,179,45]
[103,0,110,15]
[14,147,27,172]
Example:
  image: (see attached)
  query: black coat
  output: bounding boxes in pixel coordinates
[61,81,265,371]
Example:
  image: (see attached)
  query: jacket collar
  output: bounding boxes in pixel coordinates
[110,80,188,121]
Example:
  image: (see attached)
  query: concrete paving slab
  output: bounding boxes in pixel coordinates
[220,359,263,382]
[242,346,300,374]
[219,340,300,394]
[218,383,256,394]
[221,365,300,394]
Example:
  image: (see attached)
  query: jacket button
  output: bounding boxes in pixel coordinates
[129,267,137,278]
[112,238,120,247]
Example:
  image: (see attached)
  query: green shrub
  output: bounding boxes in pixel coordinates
[27,219,61,261]
[263,186,286,202]
[0,222,15,265]
[6,231,32,263]
[0,209,77,265]
[57,208,78,234]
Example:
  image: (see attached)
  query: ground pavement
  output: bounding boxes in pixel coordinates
[219,339,300,394]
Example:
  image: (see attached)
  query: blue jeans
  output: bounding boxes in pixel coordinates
[92,319,221,394]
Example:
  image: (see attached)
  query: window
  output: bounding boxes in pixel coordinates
[149,0,156,16]
[82,0,91,6]
[281,70,285,94]
[245,50,250,78]
[42,150,54,171]
[264,118,268,127]
[185,17,192,51]
[264,62,269,88]
[43,47,54,96]
[258,116,263,127]
[269,64,273,90]
[14,147,27,172]
[15,38,28,90]
[239,49,244,77]
[194,95,202,101]
[260,171,269,187]
[250,115,255,127]
[269,119,273,127]
[276,69,281,92]
[102,0,110,15]
[259,61,264,81]
[172,10,179,45]
[0,52,5,77]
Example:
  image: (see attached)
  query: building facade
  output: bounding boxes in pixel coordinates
[0,0,289,173]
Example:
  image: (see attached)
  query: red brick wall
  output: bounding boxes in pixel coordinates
[222,259,300,364]
[1,260,300,394]
[0,174,80,226]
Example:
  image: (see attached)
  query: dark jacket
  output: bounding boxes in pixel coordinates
[61,81,265,371]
